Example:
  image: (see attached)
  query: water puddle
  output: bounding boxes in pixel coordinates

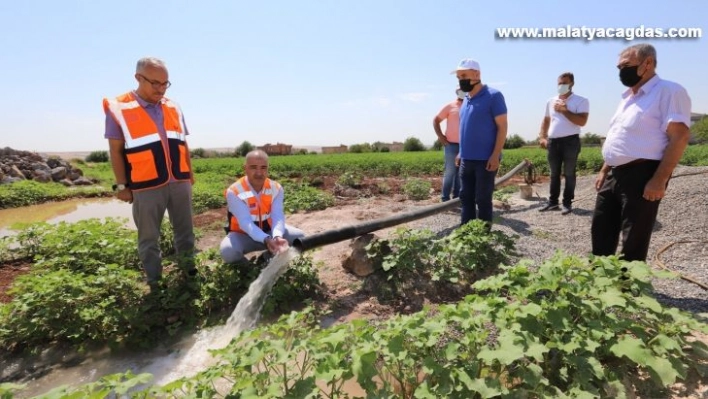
[0,198,135,237]
[6,248,301,398]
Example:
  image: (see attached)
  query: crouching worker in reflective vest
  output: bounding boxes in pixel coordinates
[220,150,305,264]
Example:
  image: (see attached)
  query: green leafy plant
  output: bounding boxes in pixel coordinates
[403,178,431,200]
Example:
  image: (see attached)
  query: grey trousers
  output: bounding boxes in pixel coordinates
[132,182,195,283]
[219,225,305,264]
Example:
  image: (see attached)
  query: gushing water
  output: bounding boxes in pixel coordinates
[5,248,302,397]
[147,247,301,385]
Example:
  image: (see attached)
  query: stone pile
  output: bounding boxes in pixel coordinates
[0,147,95,186]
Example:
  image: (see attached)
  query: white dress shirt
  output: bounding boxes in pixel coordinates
[545,93,590,138]
[226,179,286,243]
[602,75,691,167]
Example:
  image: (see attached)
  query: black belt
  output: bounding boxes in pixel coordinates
[612,158,655,170]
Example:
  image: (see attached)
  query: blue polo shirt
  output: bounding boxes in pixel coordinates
[459,85,507,160]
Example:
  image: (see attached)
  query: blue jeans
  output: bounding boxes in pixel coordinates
[442,143,461,201]
[459,159,498,226]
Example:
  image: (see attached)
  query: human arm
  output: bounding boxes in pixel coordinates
[488,113,507,171]
[433,106,450,146]
[104,111,133,203]
[539,116,550,149]
[226,190,270,243]
[594,162,612,191]
[643,88,692,201]
[554,98,589,126]
[266,185,290,254]
[643,122,690,200]
[108,139,133,203]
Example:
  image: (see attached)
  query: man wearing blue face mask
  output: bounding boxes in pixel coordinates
[432,87,464,202]
[452,58,508,230]
[591,43,691,262]
[538,72,590,215]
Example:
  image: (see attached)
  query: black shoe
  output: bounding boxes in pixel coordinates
[539,203,560,212]
[561,205,572,215]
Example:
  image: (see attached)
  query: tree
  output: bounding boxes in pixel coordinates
[403,136,426,152]
[85,150,109,163]
[503,134,525,149]
[349,143,372,153]
[236,141,255,157]
[430,140,443,151]
[581,133,603,146]
[690,116,708,144]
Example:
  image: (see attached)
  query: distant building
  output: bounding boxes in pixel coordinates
[257,143,292,156]
[322,145,348,154]
[382,141,404,152]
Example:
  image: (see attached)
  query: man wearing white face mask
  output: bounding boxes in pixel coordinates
[433,87,464,201]
[538,72,590,215]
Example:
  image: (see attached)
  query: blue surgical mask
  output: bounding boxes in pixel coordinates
[557,84,571,95]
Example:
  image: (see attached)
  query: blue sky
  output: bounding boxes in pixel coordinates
[1,0,706,152]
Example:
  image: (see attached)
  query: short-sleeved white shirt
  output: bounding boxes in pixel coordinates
[545,93,590,139]
[602,75,691,167]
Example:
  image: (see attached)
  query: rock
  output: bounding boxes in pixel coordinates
[59,179,73,187]
[493,199,511,211]
[46,157,62,169]
[342,233,390,277]
[0,147,94,187]
[72,177,93,186]
[33,173,52,183]
[50,166,67,181]
[1,177,22,184]
[8,165,25,179]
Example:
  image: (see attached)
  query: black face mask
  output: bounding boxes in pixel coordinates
[459,79,479,92]
[619,65,642,87]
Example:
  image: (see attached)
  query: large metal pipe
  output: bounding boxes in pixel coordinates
[293,159,532,252]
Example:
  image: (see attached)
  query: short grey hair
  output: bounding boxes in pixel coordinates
[136,57,167,73]
[622,44,657,67]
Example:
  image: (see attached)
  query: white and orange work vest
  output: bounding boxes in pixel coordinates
[102,92,191,191]
[225,177,282,234]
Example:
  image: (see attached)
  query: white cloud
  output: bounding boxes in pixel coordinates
[398,92,429,102]
[373,97,392,107]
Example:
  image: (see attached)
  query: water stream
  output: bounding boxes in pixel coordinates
[5,248,301,397]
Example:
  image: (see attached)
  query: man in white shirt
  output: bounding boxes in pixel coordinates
[538,72,590,215]
[592,43,691,262]
[219,150,305,264]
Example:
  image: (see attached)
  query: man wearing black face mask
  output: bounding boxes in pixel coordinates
[591,43,692,262]
[452,58,508,230]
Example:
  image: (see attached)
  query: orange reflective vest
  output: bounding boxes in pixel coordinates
[102,92,191,191]
[225,177,282,234]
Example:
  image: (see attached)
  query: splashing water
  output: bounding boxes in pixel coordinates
[146,247,301,386]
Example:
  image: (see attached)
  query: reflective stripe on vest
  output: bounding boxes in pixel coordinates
[226,177,281,234]
[103,92,191,191]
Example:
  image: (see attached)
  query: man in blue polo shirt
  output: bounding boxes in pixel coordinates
[453,58,508,229]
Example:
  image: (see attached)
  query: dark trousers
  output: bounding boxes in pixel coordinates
[459,159,498,226]
[591,161,662,262]
[547,134,581,207]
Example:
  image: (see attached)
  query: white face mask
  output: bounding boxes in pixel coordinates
[456,90,465,100]
[557,84,571,95]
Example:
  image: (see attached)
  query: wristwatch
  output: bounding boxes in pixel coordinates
[112,183,129,191]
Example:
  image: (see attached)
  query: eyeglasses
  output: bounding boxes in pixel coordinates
[138,74,171,89]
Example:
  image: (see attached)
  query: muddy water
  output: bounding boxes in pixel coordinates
[0,198,134,237]
[5,249,304,398]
